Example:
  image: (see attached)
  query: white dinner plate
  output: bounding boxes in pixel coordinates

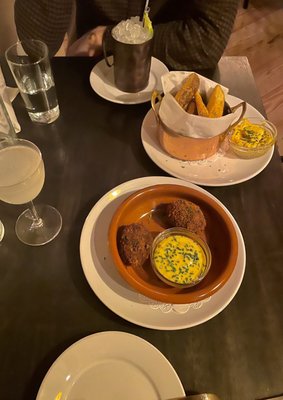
[36,331,185,400]
[89,56,169,104]
[80,176,246,330]
[141,95,274,186]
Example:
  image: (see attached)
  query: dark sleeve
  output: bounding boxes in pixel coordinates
[14,0,73,57]
[151,0,239,71]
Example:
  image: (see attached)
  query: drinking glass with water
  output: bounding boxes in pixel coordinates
[5,39,60,124]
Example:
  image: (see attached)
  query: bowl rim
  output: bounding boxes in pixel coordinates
[108,184,239,304]
[150,227,212,289]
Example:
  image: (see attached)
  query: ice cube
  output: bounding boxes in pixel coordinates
[112,17,153,44]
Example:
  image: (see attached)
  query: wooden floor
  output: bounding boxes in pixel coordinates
[224,0,283,156]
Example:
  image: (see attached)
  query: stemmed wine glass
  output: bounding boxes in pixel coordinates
[1,92,18,243]
[0,137,62,245]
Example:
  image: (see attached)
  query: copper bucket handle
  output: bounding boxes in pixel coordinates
[229,101,247,128]
[151,90,163,122]
[102,27,114,67]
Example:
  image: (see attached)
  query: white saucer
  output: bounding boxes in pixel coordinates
[89,56,169,104]
[79,176,246,330]
[36,331,185,400]
[141,95,274,186]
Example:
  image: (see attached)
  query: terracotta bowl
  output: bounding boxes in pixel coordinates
[108,184,238,304]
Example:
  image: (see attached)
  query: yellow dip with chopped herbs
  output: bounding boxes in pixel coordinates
[153,234,207,285]
[231,118,274,148]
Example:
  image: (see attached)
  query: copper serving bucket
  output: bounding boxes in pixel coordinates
[151,91,246,161]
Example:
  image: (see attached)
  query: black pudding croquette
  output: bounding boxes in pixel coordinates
[118,223,153,267]
[167,199,206,238]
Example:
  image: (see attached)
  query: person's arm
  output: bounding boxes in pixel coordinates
[151,0,239,71]
[66,25,106,56]
[14,0,73,57]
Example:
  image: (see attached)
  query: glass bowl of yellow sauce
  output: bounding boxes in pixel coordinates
[150,227,212,288]
[228,117,277,159]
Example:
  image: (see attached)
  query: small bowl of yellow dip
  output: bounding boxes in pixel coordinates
[228,117,277,159]
[150,227,212,288]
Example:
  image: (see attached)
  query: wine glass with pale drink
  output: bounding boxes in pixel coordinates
[0,138,62,245]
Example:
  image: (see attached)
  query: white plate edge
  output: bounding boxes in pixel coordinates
[79,176,246,330]
[36,331,185,399]
[89,57,169,105]
[141,95,274,186]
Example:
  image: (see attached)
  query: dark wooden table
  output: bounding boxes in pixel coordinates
[0,56,282,400]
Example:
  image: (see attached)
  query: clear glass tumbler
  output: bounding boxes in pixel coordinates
[5,39,60,124]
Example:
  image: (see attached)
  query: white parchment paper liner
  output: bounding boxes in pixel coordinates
[159,71,241,139]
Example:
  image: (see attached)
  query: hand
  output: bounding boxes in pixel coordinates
[67,26,107,57]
